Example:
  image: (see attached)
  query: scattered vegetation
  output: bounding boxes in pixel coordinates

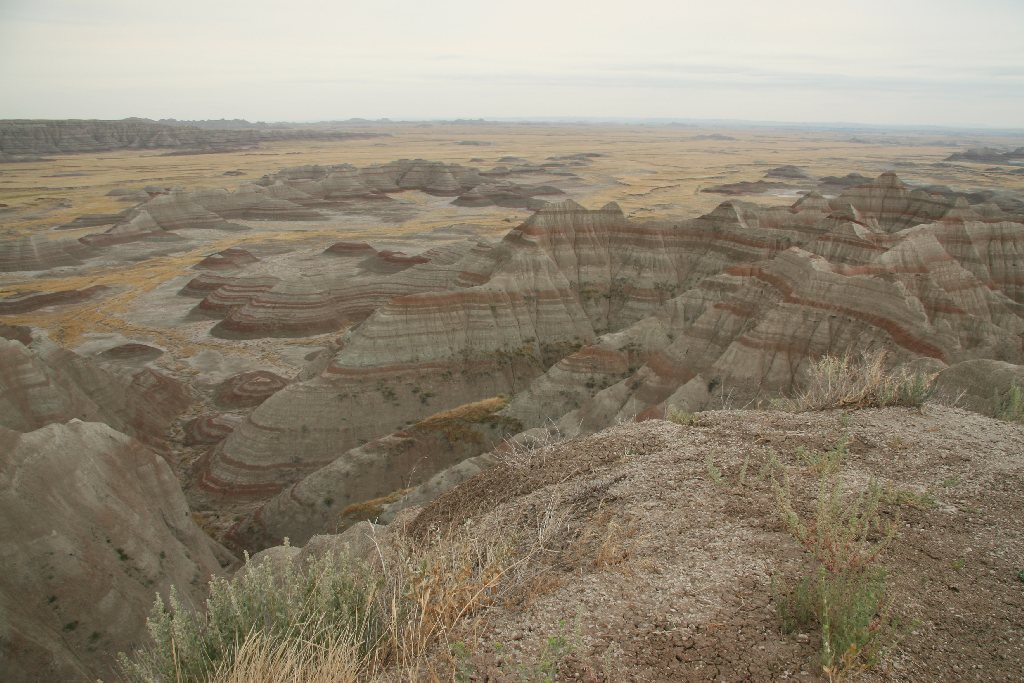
[796,351,935,411]
[493,421,570,471]
[704,453,723,484]
[450,628,575,683]
[666,406,697,426]
[995,382,1024,422]
[120,528,533,682]
[771,441,898,680]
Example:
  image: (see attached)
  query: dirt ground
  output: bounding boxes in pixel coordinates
[405,405,1024,681]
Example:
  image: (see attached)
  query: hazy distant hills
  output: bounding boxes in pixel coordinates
[0,118,383,160]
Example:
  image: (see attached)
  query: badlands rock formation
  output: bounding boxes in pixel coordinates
[227,173,1024,548]
[0,421,228,682]
[75,159,571,252]
[0,337,233,680]
[0,337,189,446]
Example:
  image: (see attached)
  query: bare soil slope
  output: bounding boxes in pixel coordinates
[407,405,1024,681]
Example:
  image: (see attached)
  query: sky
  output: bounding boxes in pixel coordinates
[1,0,1022,128]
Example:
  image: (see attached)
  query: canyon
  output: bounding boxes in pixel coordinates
[1,121,1023,680]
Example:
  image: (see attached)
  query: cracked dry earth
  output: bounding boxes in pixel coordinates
[404,405,1024,682]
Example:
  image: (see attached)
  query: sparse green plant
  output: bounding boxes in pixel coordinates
[772,450,898,679]
[667,406,697,426]
[951,558,967,572]
[995,382,1024,422]
[885,486,937,511]
[446,627,575,683]
[705,453,723,484]
[737,452,752,488]
[796,438,848,476]
[796,351,935,412]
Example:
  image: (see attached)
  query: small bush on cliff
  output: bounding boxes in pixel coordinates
[996,382,1024,423]
[772,451,897,680]
[121,529,523,682]
[119,551,384,682]
[796,351,935,411]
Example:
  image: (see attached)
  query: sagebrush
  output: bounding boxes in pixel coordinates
[772,444,898,680]
[120,528,527,682]
[796,351,935,411]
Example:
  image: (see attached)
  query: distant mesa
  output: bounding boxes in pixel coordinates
[57,211,130,230]
[0,285,108,314]
[0,118,384,158]
[97,343,164,363]
[817,172,873,189]
[376,250,431,266]
[945,146,1024,165]
[452,181,564,208]
[214,370,289,409]
[703,179,796,196]
[455,140,492,146]
[693,133,736,141]
[764,165,810,179]
[194,247,260,270]
[323,241,376,257]
[546,152,606,161]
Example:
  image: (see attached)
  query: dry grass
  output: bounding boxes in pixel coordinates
[492,422,571,471]
[210,627,367,683]
[796,351,936,412]
[120,522,541,683]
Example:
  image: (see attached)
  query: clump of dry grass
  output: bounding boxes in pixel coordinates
[211,627,367,683]
[492,421,570,471]
[121,526,533,683]
[796,351,935,411]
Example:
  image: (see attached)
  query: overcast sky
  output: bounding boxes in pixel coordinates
[1,0,1022,127]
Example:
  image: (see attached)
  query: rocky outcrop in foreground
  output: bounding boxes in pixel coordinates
[258,406,1024,681]
[0,421,230,682]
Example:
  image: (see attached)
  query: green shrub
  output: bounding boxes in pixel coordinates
[120,552,384,682]
[996,383,1024,423]
[121,529,521,682]
[666,406,697,426]
[796,351,935,411]
[773,459,897,678]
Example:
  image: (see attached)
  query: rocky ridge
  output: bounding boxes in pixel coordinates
[0,118,381,160]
